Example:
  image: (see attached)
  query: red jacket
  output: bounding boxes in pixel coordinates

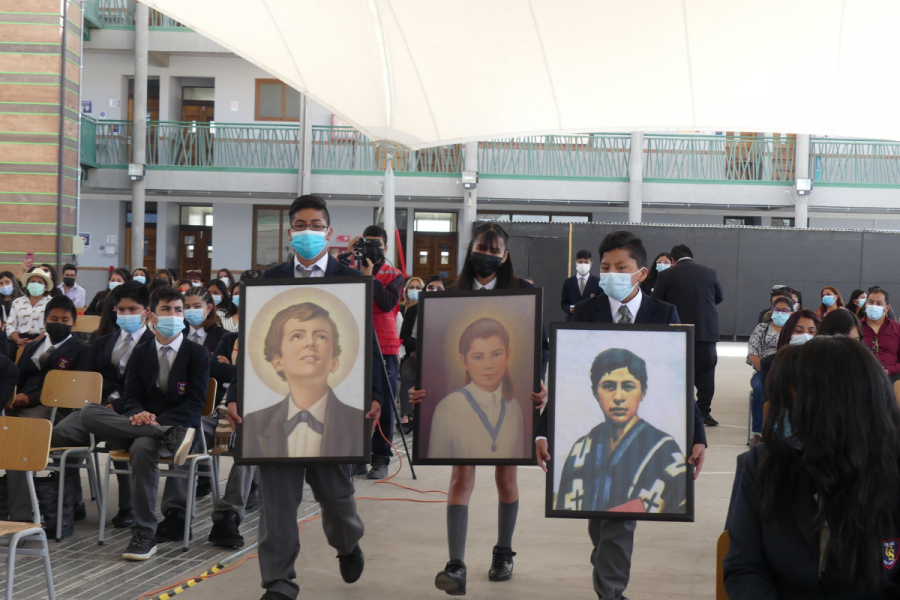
[373,264,403,356]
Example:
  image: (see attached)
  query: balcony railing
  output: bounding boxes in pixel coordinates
[479,134,631,180]
[644,134,796,184]
[310,126,463,174]
[84,0,189,29]
[811,139,900,187]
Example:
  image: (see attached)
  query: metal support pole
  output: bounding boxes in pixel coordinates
[628,132,643,223]
[131,1,149,270]
[297,93,311,195]
[794,134,810,229]
[457,141,479,273]
[383,152,396,265]
[55,1,69,271]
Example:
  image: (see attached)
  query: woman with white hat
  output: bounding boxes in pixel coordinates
[7,270,53,348]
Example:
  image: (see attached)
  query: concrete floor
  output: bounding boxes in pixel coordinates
[178,343,752,600]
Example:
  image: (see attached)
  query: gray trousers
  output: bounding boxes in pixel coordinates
[589,519,636,600]
[258,463,364,599]
[7,405,52,521]
[80,404,189,537]
[52,410,132,511]
[211,464,256,523]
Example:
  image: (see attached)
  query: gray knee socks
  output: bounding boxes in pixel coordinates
[497,499,519,548]
[447,504,469,562]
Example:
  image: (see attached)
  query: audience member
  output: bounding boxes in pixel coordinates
[756,286,792,324]
[215,268,235,289]
[80,286,209,560]
[561,249,600,321]
[816,285,846,319]
[8,270,54,348]
[847,288,867,315]
[653,244,724,426]
[58,263,86,308]
[724,336,900,599]
[223,280,242,332]
[640,251,673,295]
[90,284,123,343]
[183,287,224,352]
[240,269,262,280]
[868,285,898,321]
[86,268,131,316]
[185,270,204,287]
[153,269,173,286]
[818,308,863,340]
[131,268,149,285]
[208,279,237,333]
[758,309,821,412]
[861,286,900,382]
[788,287,803,311]
[0,270,24,358]
[38,264,61,298]
[174,279,193,294]
[0,350,17,412]
[397,276,425,429]
[747,295,794,444]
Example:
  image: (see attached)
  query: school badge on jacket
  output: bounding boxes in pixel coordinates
[58,357,70,370]
[177,382,187,396]
[884,540,899,569]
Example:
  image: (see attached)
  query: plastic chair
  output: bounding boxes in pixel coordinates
[98,378,220,551]
[716,530,730,600]
[72,315,101,334]
[0,416,56,599]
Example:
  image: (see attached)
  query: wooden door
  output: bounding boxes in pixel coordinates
[125,226,157,273]
[413,235,457,281]
[179,227,212,279]
[180,105,214,166]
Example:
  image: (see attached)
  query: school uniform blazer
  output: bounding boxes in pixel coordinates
[91,328,156,408]
[120,337,210,429]
[560,274,601,321]
[242,389,364,459]
[652,259,724,342]
[0,352,18,408]
[17,336,92,407]
[210,332,238,402]
[537,292,707,448]
[724,445,900,599]
[189,323,225,355]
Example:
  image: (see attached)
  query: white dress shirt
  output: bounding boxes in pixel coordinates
[155,333,183,367]
[608,288,643,323]
[58,283,86,308]
[428,381,525,459]
[31,334,72,368]
[572,273,591,310]
[114,325,146,371]
[294,253,329,278]
[286,393,328,457]
[188,325,207,345]
[473,278,497,291]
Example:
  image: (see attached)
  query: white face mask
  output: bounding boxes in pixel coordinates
[575,263,591,276]
[790,333,815,345]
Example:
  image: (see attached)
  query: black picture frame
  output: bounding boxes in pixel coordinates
[545,322,695,522]
[412,287,543,466]
[234,276,373,465]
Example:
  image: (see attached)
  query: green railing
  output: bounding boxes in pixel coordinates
[310,126,463,175]
[479,134,631,180]
[644,135,796,184]
[84,118,301,172]
[79,116,99,167]
[83,0,102,30]
[86,0,189,29]
[810,139,900,187]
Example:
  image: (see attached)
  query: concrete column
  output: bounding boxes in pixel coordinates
[130,1,149,270]
[297,93,312,195]
[628,132,644,223]
[794,134,810,229]
[383,152,396,265]
[457,141,479,273]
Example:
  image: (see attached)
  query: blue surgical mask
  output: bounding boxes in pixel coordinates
[599,271,642,302]
[822,295,835,307]
[290,230,327,260]
[408,289,420,302]
[790,333,814,345]
[116,314,144,334]
[771,311,791,327]
[155,315,185,338]
[108,281,122,291]
[133,276,146,285]
[27,282,45,297]
[184,308,206,327]
[211,294,222,306]
[191,282,201,288]
[656,263,670,272]
[857,298,867,307]
[774,411,802,449]
[0,285,13,296]
[866,305,886,321]
[232,296,240,307]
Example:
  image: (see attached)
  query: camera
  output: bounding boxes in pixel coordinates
[353,238,384,265]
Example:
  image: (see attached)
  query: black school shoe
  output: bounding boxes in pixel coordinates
[703,413,719,427]
[122,531,156,561]
[155,509,192,543]
[435,559,467,595]
[208,512,244,548]
[259,592,291,600]
[337,545,364,583]
[111,508,134,528]
[488,546,516,582]
[351,463,368,477]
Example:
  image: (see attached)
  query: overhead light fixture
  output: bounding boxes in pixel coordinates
[796,178,813,196]
[128,163,145,181]
[461,171,478,190]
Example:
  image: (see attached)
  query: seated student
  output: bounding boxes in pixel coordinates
[86,268,131,316]
[861,286,900,382]
[746,295,794,445]
[183,287,225,352]
[756,286,792,324]
[758,309,820,412]
[80,286,209,560]
[8,295,91,521]
[818,308,863,340]
[0,351,17,414]
[724,336,900,599]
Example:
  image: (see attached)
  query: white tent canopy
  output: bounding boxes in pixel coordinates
[142,0,900,149]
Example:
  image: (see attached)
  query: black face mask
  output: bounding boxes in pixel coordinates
[471,252,504,279]
[45,322,72,344]
[63,277,75,287]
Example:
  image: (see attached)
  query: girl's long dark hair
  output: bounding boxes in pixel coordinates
[453,223,519,291]
[0,270,24,305]
[184,287,221,329]
[95,285,123,339]
[207,279,234,315]
[775,309,820,348]
[818,309,863,339]
[100,268,132,301]
[761,337,900,591]
[645,252,671,290]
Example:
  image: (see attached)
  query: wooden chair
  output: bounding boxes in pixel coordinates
[716,530,730,600]
[1,386,15,416]
[98,378,220,551]
[14,346,23,364]
[0,416,56,599]
[41,371,104,542]
[72,315,101,334]
[893,380,900,404]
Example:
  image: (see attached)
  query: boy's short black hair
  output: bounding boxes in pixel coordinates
[150,286,185,312]
[363,225,388,244]
[62,263,77,275]
[590,348,648,396]
[869,286,891,305]
[670,245,693,261]
[45,295,77,321]
[426,275,444,286]
[288,194,330,224]
[597,231,647,269]
[575,250,592,261]
[116,281,150,309]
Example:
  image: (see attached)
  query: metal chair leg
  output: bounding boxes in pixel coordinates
[98,455,113,546]
[7,530,21,599]
[56,453,67,542]
[37,529,56,600]
[86,455,102,521]
[183,461,197,552]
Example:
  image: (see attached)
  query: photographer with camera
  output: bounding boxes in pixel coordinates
[349,226,404,480]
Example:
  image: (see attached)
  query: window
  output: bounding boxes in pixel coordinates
[724,217,762,226]
[253,205,292,268]
[770,218,795,228]
[255,79,301,122]
[414,212,457,233]
[477,211,590,222]
[181,206,213,226]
